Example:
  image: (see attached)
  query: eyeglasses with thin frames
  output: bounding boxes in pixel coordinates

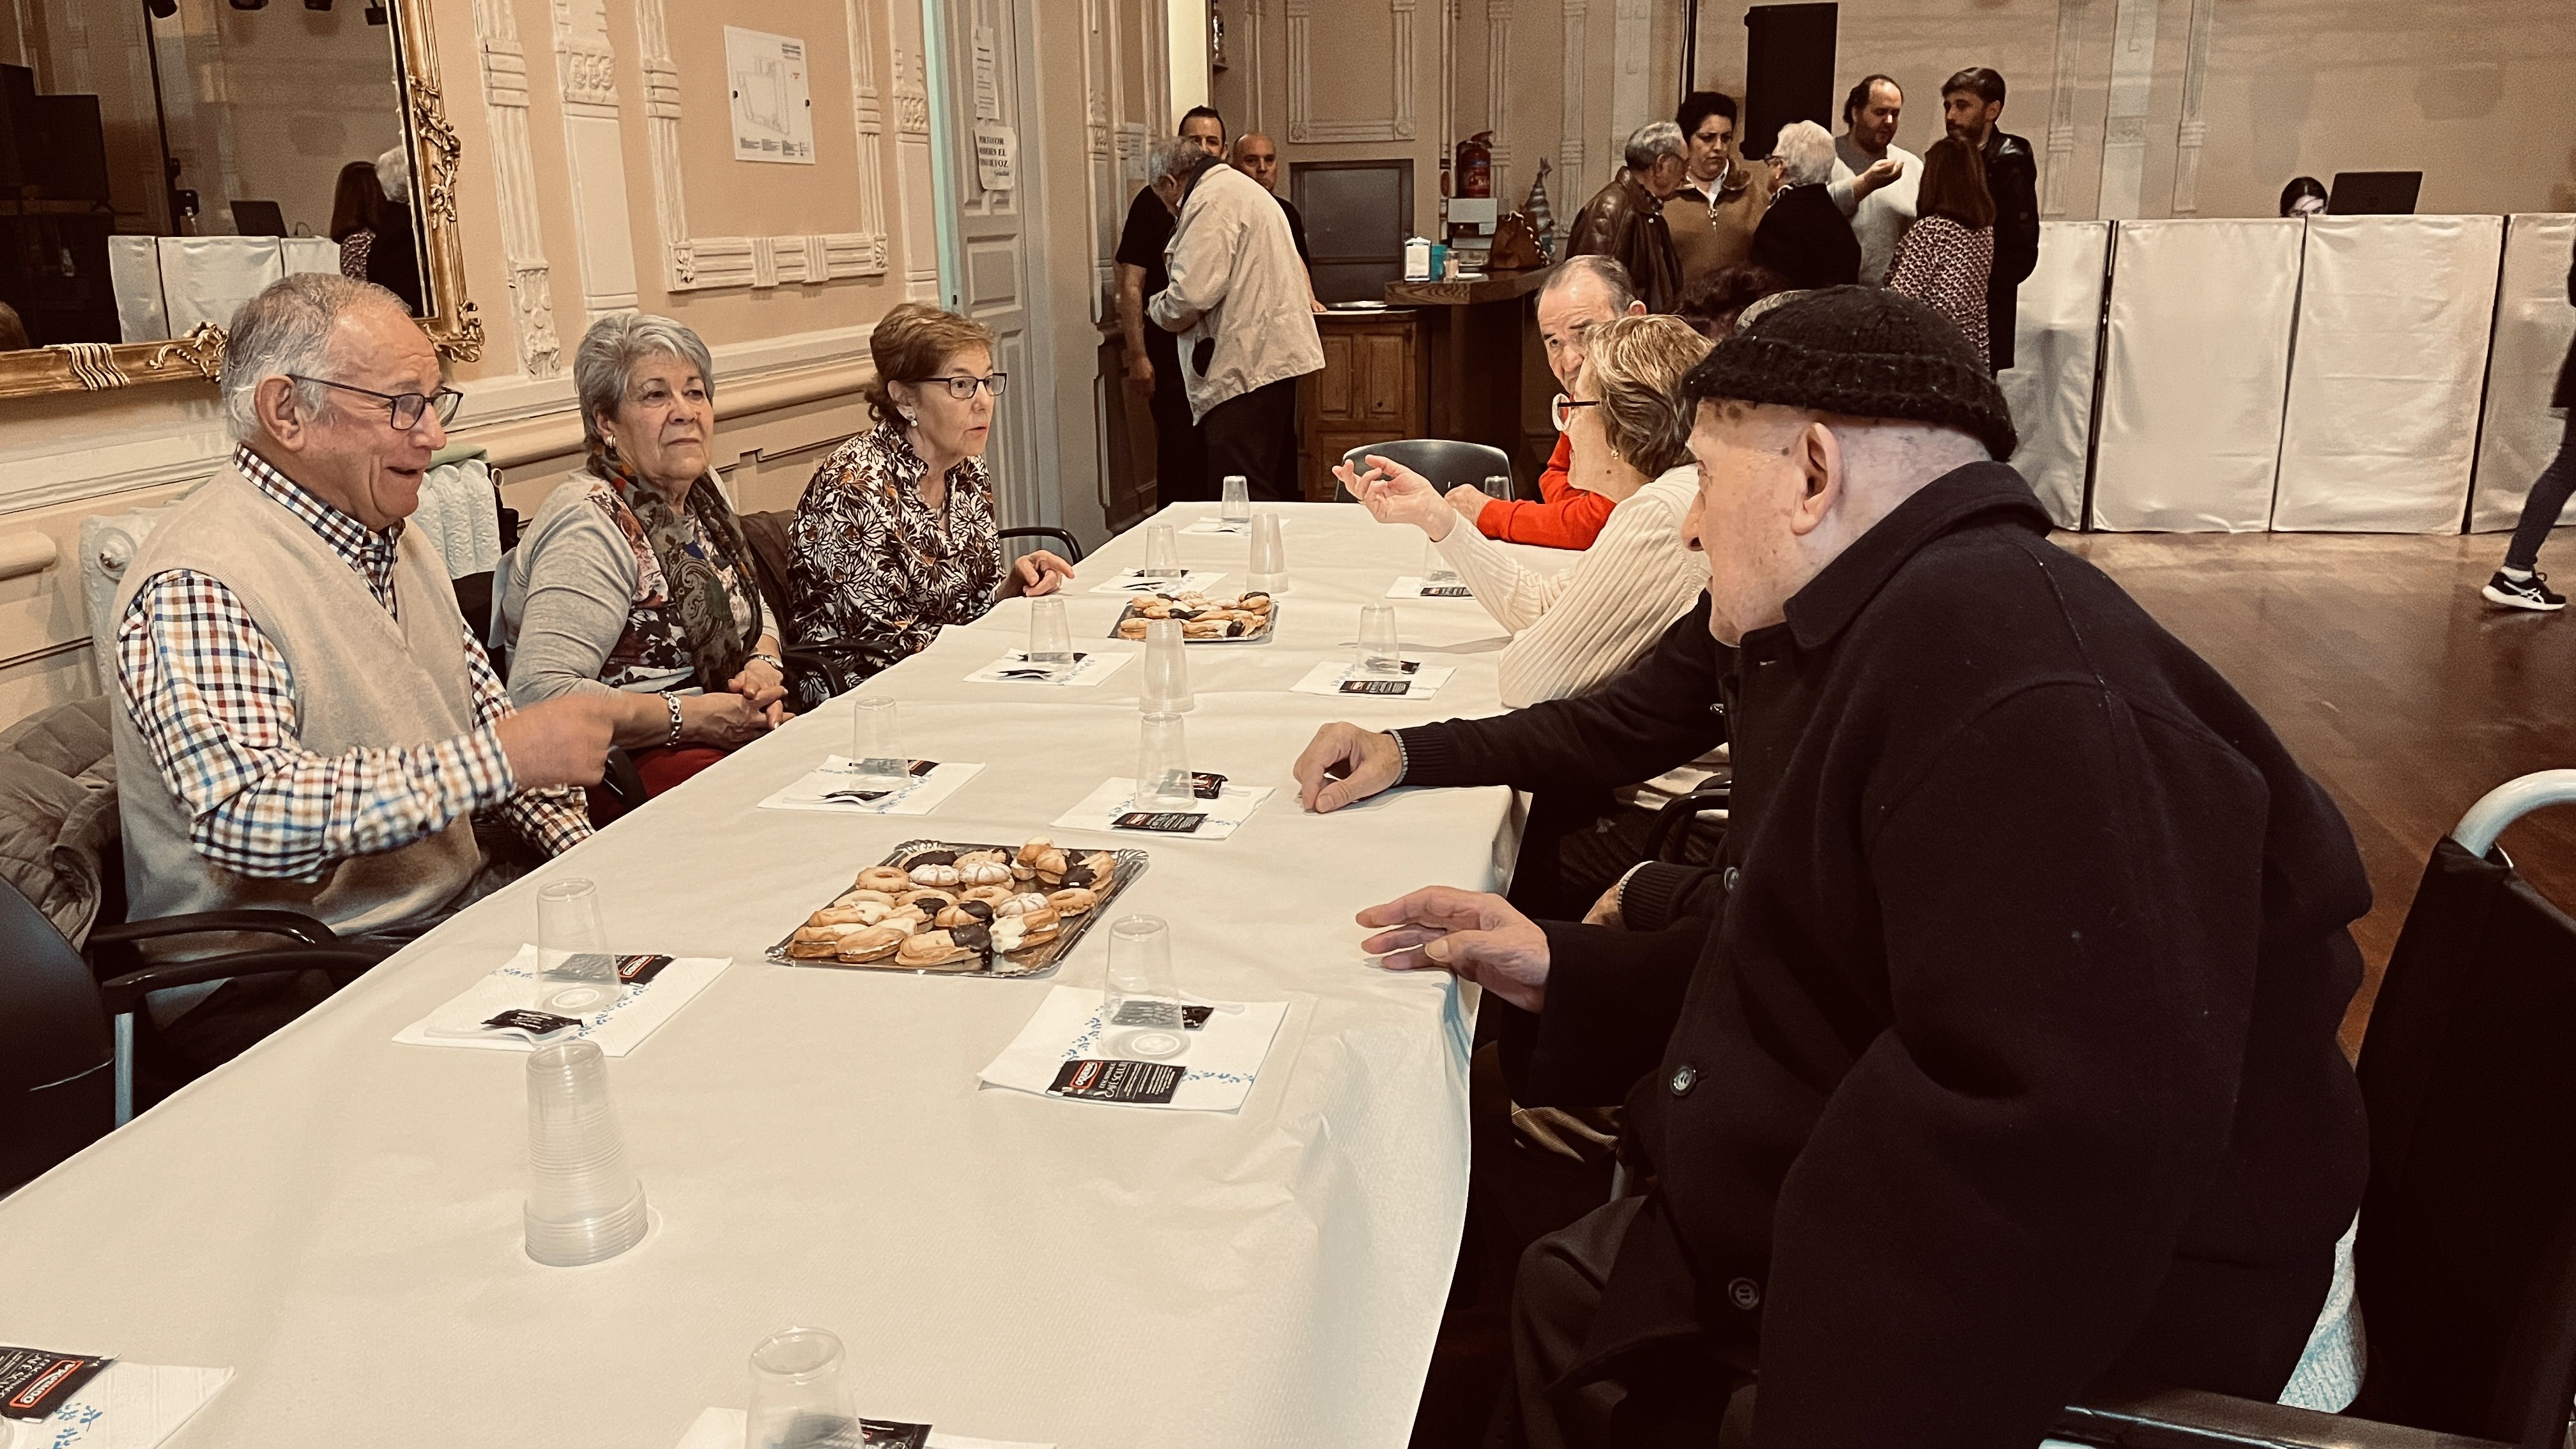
[288,374,464,432]
[1550,392,1603,433]
[923,372,1008,401]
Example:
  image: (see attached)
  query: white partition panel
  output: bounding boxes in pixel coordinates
[2090,218,2305,532]
[156,236,286,335]
[2469,214,2576,532]
[2271,215,2504,532]
[2001,222,2109,530]
[107,236,167,343]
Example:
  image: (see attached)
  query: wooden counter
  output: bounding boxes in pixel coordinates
[1382,264,1558,493]
[1300,307,1425,503]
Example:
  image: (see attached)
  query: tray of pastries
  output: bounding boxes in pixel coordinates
[770,837,1147,977]
[1110,588,1276,643]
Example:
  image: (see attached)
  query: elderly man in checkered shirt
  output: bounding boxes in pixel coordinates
[109,273,621,1068]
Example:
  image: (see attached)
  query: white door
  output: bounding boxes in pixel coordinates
[926,0,1052,532]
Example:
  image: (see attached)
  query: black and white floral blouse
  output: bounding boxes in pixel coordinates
[788,420,1005,659]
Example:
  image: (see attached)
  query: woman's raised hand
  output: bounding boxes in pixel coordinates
[1331,455,1453,539]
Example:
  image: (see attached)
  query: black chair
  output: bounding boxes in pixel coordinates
[1640,769,1731,865]
[2055,769,2576,1449]
[1337,440,1518,503]
[1,878,385,1193]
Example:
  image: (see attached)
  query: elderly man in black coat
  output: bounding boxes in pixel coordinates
[1334,288,2371,1447]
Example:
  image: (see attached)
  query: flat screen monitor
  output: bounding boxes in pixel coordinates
[2326,171,2421,216]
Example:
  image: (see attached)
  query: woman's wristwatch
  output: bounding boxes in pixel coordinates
[660,691,684,746]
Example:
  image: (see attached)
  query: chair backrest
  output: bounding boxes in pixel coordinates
[1337,440,1515,502]
[0,876,113,1194]
[738,509,801,639]
[2349,834,2576,1448]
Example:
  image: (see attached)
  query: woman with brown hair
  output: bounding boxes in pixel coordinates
[1886,135,1997,368]
[328,160,388,282]
[788,303,1075,673]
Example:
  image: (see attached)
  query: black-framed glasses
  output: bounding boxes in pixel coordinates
[925,372,1008,400]
[288,374,464,431]
[1550,392,1603,433]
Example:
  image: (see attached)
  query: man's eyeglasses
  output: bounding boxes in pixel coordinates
[289,374,464,431]
[1550,392,1604,433]
[924,373,1008,401]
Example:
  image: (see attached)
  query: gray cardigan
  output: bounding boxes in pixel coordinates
[498,479,691,707]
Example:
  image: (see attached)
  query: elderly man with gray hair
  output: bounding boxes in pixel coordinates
[1566,120,1688,314]
[1146,129,1324,503]
[110,272,615,1068]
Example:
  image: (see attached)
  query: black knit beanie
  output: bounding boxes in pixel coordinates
[1681,285,2019,459]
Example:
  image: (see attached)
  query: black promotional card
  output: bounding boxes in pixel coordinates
[1182,1004,1214,1030]
[859,1420,933,1448]
[482,1009,583,1038]
[1049,1059,1184,1103]
[1421,584,1472,598]
[0,1347,110,1420]
[1113,810,1207,834]
[614,954,673,986]
[1188,770,1227,799]
[1340,678,1411,695]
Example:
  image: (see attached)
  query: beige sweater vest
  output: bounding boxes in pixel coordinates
[109,464,484,935]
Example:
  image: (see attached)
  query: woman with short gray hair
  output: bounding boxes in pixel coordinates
[1751,119,1862,289]
[499,311,787,801]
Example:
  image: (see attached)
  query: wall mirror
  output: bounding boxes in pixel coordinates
[0,0,478,401]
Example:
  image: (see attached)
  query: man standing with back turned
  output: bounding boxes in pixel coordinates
[1116,106,1229,504]
[1944,66,2039,372]
[1354,287,2370,1446]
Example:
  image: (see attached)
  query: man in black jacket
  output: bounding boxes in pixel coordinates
[1337,288,2371,1447]
[1943,68,2039,373]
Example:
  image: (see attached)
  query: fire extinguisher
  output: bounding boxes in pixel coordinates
[1455,131,1493,199]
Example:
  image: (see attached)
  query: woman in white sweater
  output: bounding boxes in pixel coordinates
[1333,313,1712,707]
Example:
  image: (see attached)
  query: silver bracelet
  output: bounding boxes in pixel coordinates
[661,691,684,747]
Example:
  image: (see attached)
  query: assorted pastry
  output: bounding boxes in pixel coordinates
[1115,590,1274,641]
[785,839,1124,970]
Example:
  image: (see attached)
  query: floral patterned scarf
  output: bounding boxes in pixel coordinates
[586,445,761,693]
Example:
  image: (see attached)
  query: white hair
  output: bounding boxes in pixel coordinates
[1772,121,1836,187]
[375,144,411,206]
[1146,135,1200,185]
[1623,120,1685,172]
[574,312,717,452]
[219,272,411,441]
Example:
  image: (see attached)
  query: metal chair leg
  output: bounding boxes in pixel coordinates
[113,1011,134,1126]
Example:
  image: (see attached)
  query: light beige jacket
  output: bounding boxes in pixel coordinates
[1147,163,1325,423]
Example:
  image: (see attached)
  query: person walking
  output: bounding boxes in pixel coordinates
[2483,233,2576,611]
[1885,136,1998,369]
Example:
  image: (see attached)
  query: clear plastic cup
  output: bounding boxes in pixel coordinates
[1423,537,1460,588]
[1027,595,1074,669]
[745,1327,855,1449]
[1103,915,1186,1061]
[1220,475,1252,525]
[1137,711,1195,812]
[1248,512,1286,594]
[1355,603,1404,677]
[523,1039,649,1267]
[1483,473,1512,504]
[1140,617,1193,712]
[847,696,905,793]
[1142,523,1181,579]
[536,878,613,983]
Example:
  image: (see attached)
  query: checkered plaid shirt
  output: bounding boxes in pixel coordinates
[114,445,590,882]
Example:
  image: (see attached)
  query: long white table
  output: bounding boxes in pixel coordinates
[0,502,1575,1448]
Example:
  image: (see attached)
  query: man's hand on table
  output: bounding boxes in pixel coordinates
[1294,723,1404,813]
[494,694,622,788]
[1445,484,1496,523]
[1358,886,1551,1013]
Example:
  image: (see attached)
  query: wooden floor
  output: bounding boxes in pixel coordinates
[2059,530,2576,1054]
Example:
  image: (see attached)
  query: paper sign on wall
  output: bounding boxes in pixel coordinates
[726,27,815,165]
[974,123,1017,191]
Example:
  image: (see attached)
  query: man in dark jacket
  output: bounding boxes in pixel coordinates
[1567,122,1688,314]
[1943,68,2039,373]
[1341,288,2371,1447]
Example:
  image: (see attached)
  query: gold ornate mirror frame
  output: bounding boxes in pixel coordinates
[0,0,483,402]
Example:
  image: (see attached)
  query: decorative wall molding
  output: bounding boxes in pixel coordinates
[2040,0,2087,217]
[1483,0,1512,200]
[471,0,560,377]
[1560,0,1588,185]
[889,20,939,302]
[2094,0,2158,220]
[2169,0,2216,215]
[633,0,891,294]
[1242,0,1266,136]
[1606,0,1653,183]
[1284,0,1416,143]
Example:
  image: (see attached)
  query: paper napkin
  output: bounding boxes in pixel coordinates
[977,985,1289,1113]
[1087,568,1226,595]
[1384,576,1476,600]
[961,650,1135,688]
[393,945,728,1057]
[7,1360,231,1449]
[758,759,985,815]
[1289,659,1455,700]
[672,1406,1051,1449]
[1048,777,1273,842]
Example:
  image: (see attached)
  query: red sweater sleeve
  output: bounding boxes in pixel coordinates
[1472,434,1615,549]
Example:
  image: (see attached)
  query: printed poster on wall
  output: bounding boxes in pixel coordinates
[973,123,1017,191]
[726,27,815,165]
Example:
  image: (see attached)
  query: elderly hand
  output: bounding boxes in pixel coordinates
[1583,875,1627,929]
[1357,886,1551,1013]
[1445,483,1496,523]
[1333,455,1453,539]
[682,691,779,749]
[493,694,621,788]
[729,656,787,709]
[1292,722,1404,813]
[1007,549,1077,597]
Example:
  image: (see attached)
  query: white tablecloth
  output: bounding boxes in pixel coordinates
[0,503,1571,1449]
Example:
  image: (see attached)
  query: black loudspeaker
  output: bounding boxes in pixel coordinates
[1742,3,1837,160]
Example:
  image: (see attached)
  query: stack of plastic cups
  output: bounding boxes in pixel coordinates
[1248,513,1287,595]
[1140,617,1192,713]
[523,1038,650,1266]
